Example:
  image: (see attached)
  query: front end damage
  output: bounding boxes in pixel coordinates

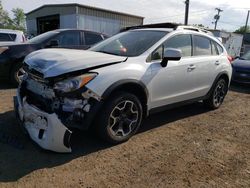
[14,73,102,153]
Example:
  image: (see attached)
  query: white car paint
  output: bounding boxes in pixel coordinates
[16,28,232,152]
[25,48,127,78]
[0,29,26,43]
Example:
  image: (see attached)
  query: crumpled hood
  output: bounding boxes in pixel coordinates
[24,48,127,78]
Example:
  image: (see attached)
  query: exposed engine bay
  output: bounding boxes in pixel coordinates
[14,72,102,153]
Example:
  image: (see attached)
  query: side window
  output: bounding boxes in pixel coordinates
[0,33,13,41]
[211,41,219,55]
[164,34,192,57]
[9,34,17,41]
[215,42,223,54]
[150,34,192,61]
[53,31,80,46]
[193,35,212,56]
[84,32,103,45]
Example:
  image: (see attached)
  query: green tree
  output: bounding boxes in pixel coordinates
[235,25,250,34]
[12,8,26,31]
[0,0,12,28]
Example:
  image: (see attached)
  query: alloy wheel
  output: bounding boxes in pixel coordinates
[108,100,139,138]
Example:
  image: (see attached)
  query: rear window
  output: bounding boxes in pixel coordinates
[0,33,16,41]
[85,32,103,45]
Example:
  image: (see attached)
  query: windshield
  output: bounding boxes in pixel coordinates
[90,30,167,57]
[241,51,250,60]
[27,31,59,44]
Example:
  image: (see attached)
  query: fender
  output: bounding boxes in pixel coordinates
[102,79,149,100]
[204,71,230,99]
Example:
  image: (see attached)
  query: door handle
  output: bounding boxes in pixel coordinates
[187,64,196,71]
[215,60,220,65]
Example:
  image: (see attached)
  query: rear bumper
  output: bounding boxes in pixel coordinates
[14,89,72,153]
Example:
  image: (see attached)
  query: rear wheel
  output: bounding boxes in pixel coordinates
[204,79,228,109]
[96,92,143,144]
[10,63,24,86]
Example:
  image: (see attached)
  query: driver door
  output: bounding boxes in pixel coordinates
[149,34,197,109]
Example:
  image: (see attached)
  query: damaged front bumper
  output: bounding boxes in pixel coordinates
[14,90,72,153]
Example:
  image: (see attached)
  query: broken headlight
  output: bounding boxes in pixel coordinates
[54,73,97,93]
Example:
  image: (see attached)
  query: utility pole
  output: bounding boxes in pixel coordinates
[214,8,223,30]
[244,10,250,34]
[184,0,190,25]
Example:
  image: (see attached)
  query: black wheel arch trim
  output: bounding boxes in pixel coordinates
[101,79,149,100]
[101,79,149,117]
[205,71,230,99]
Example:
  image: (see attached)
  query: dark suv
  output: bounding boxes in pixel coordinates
[0,29,108,85]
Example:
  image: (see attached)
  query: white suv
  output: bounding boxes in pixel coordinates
[0,29,26,44]
[14,24,232,152]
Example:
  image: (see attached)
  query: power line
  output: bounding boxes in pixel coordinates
[147,9,211,21]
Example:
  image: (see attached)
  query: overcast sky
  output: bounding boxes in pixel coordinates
[2,0,250,31]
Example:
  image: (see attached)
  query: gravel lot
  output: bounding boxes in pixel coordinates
[0,83,249,187]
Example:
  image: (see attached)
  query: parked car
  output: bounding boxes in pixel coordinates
[231,51,250,84]
[0,29,26,44]
[14,24,232,152]
[0,29,108,85]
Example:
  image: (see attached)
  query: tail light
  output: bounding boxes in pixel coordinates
[227,55,233,64]
[22,35,26,42]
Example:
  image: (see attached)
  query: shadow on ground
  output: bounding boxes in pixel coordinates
[0,102,209,182]
[0,81,16,90]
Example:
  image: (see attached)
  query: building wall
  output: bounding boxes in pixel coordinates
[60,14,77,29]
[26,4,143,36]
[26,19,37,35]
[78,15,121,35]
[77,5,143,35]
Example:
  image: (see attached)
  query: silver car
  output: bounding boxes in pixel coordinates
[14,26,232,152]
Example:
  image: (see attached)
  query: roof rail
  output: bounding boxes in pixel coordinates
[175,25,214,36]
[121,22,180,32]
[121,22,214,36]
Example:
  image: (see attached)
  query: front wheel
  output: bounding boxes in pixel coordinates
[96,92,143,144]
[204,79,228,109]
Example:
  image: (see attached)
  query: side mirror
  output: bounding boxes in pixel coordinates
[161,48,181,67]
[46,39,59,48]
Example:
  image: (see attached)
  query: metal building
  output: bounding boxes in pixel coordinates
[25,3,144,36]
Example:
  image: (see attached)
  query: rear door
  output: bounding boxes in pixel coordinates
[190,35,220,97]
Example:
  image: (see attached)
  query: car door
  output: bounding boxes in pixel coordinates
[48,30,82,49]
[149,34,199,109]
[190,35,219,97]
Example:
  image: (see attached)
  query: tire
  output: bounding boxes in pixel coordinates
[96,92,143,144]
[10,62,24,86]
[204,78,228,109]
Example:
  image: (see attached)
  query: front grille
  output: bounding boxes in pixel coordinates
[23,63,47,83]
[236,70,250,74]
[20,82,53,113]
[233,76,250,83]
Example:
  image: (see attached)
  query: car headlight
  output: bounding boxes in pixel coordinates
[54,73,97,93]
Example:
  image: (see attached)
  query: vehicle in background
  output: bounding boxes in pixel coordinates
[232,51,250,84]
[0,29,108,85]
[14,24,232,152]
[0,29,26,44]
